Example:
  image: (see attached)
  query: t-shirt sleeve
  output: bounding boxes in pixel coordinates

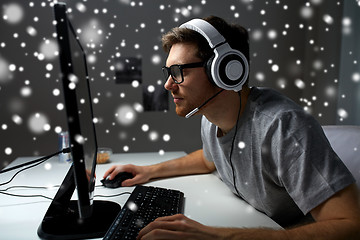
[272,111,355,215]
[201,116,214,162]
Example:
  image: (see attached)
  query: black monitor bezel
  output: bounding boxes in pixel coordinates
[54,2,98,218]
[38,3,120,239]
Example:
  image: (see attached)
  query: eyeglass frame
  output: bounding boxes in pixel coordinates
[162,62,205,84]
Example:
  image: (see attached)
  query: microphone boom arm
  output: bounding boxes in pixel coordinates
[185,89,224,118]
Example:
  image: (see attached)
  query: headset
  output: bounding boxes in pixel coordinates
[180,18,249,92]
[180,19,245,194]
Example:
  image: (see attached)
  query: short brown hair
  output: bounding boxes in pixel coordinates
[161,16,249,63]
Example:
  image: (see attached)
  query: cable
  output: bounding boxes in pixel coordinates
[0,189,132,201]
[0,183,132,201]
[94,192,132,198]
[0,191,53,200]
[0,157,50,187]
[0,147,132,200]
[0,147,71,174]
[1,183,127,193]
[0,185,60,192]
[0,148,70,187]
[0,190,132,201]
[228,92,242,198]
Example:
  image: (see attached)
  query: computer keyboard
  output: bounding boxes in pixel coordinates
[103,185,184,240]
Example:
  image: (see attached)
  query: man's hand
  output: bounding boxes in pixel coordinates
[136,183,360,240]
[103,164,151,187]
[137,214,220,240]
[136,214,286,240]
[103,149,215,187]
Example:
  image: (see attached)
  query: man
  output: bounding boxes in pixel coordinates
[104,16,360,239]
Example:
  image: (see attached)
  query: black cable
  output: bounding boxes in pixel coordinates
[0,183,132,202]
[0,189,132,201]
[228,92,242,197]
[0,185,60,191]
[0,147,71,174]
[0,157,50,187]
[94,192,132,198]
[0,191,53,200]
[0,147,132,200]
[1,183,121,192]
[0,148,71,187]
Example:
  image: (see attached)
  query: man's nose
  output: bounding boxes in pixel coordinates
[164,76,177,91]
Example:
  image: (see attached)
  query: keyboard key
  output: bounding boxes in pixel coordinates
[103,185,184,240]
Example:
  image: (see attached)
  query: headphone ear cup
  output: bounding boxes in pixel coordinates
[211,46,249,91]
[205,55,216,86]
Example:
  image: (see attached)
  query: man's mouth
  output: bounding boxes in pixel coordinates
[173,97,183,104]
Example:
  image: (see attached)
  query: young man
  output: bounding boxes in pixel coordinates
[104,16,360,239]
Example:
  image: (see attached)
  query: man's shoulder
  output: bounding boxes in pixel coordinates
[250,87,304,118]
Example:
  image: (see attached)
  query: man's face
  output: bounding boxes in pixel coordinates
[164,43,218,117]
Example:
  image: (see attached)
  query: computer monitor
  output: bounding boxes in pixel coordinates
[38,3,120,239]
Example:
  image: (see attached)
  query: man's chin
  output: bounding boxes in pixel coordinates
[176,110,187,118]
[175,107,190,118]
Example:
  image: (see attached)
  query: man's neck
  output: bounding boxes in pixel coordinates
[204,86,251,136]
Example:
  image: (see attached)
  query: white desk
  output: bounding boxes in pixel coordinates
[0,151,280,239]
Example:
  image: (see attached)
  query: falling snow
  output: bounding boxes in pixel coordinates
[0,0,359,168]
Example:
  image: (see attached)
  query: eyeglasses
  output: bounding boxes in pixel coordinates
[162,62,205,84]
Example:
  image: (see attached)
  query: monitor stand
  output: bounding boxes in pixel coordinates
[38,167,121,240]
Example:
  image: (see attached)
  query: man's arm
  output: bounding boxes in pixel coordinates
[284,183,360,240]
[146,149,216,179]
[137,183,360,240]
[103,149,215,186]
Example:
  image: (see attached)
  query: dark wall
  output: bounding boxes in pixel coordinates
[0,0,349,168]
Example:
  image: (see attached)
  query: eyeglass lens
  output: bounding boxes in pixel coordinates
[162,62,205,84]
[162,66,182,83]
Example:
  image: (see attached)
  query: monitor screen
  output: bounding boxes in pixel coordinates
[55,2,97,218]
[38,3,120,239]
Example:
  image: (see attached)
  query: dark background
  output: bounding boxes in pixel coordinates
[0,0,359,168]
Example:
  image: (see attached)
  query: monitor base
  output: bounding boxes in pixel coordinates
[38,200,121,240]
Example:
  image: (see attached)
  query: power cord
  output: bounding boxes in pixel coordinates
[94,191,132,198]
[0,148,132,200]
[0,189,132,201]
[0,191,54,201]
[0,147,71,175]
[0,148,71,187]
[0,185,60,191]
[0,184,132,201]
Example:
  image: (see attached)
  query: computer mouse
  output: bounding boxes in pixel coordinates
[101,172,133,188]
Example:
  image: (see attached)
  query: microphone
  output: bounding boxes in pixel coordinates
[185,89,224,118]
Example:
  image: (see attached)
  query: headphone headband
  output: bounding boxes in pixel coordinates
[180,19,225,48]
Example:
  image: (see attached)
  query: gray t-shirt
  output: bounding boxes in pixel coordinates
[201,87,355,228]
